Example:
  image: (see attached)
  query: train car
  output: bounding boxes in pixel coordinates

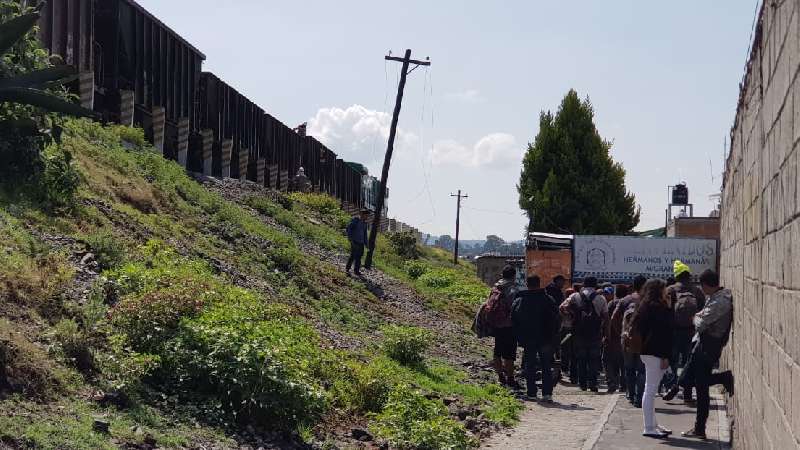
[198,72,264,180]
[37,0,94,73]
[35,0,376,210]
[94,0,206,160]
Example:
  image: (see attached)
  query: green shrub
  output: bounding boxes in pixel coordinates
[166,300,327,428]
[381,325,431,366]
[331,357,398,413]
[369,387,477,450]
[110,284,208,353]
[84,231,125,271]
[403,260,429,280]
[38,146,81,211]
[288,192,340,216]
[52,319,94,374]
[390,232,421,260]
[96,335,160,394]
[418,269,455,289]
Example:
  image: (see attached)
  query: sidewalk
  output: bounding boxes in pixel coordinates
[593,390,730,450]
[480,382,731,450]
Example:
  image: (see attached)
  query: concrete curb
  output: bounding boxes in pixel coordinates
[581,394,620,450]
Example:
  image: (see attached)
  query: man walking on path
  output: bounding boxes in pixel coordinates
[345,210,369,276]
[562,276,607,392]
[489,266,521,387]
[559,288,578,383]
[512,275,560,401]
[664,269,734,440]
[666,260,706,403]
[613,275,647,406]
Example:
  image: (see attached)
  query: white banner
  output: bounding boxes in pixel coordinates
[572,235,718,282]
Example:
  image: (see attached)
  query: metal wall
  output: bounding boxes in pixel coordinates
[37,0,93,73]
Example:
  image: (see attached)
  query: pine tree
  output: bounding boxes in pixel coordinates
[518,90,640,234]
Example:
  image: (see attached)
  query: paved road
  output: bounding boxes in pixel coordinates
[481,383,729,450]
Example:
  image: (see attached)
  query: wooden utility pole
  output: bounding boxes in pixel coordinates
[451,190,468,264]
[364,49,430,269]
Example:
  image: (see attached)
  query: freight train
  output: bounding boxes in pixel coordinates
[35,0,384,215]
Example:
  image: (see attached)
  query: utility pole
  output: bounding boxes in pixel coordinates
[364,49,430,269]
[451,190,468,264]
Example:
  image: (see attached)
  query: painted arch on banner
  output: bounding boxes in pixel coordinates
[572,235,718,282]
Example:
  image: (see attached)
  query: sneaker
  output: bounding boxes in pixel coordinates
[657,426,673,435]
[642,430,669,439]
[525,393,538,401]
[723,373,735,397]
[662,385,680,402]
[542,395,553,403]
[681,428,707,439]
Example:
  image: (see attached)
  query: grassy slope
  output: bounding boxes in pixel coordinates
[0,120,519,449]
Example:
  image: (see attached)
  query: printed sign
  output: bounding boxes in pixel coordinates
[572,235,717,282]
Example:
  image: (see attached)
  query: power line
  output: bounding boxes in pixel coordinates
[462,205,523,216]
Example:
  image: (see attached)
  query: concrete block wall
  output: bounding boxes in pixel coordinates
[721,1,800,447]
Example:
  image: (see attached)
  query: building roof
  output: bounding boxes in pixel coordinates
[526,232,573,250]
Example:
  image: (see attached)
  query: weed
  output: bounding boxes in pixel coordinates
[381,325,432,366]
[85,230,125,271]
[369,386,477,450]
[52,319,95,374]
[389,232,421,260]
[404,260,429,280]
[0,319,65,399]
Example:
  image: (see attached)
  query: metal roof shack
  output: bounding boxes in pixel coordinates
[526,232,573,250]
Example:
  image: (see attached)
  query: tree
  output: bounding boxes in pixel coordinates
[518,90,639,234]
[482,235,505,254]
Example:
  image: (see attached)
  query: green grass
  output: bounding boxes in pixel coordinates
[0,118,519,448]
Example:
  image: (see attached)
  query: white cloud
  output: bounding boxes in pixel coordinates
[431,133,521,169]
[445,89,485,104]
[307,105,417,170]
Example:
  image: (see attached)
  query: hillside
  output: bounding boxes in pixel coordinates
[0,119,521,449]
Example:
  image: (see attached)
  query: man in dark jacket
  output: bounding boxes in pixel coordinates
[345,210,369,276]
[492,266,520,387]
[512,275,559,401]
[666,260,707,403]
[665,270,734,440]
[545,275,566,306]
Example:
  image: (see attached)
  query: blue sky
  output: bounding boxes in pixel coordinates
[137,0,758,241]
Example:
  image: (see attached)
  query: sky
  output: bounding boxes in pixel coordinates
[137,0,759,241]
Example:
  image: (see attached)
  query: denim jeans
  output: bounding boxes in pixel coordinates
[604,349,624,392]
[574,339,601,389]
[624,352,645,404]
[346,242,365,273]
[561,328,578,381]
[524,344,554,396]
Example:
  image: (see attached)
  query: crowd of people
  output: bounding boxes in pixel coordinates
[478,261,734,440]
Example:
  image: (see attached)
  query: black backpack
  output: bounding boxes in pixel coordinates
[575,292,602,339]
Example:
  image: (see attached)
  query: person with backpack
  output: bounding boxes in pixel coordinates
[511,275,560,402]
[614,275,647,406]
[559,288,578,384]
[486,265,521,387]
[635,278,675,439]
[563,276,607,392]
[666,260,706,403]
[604,284,629,394]
[663,270,734,440]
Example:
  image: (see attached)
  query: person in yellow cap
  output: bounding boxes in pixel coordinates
[664,260,707,403]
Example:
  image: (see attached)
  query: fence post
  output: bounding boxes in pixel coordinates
[79,71,94,110]
[239,148,250,181]
[257,158,266,186]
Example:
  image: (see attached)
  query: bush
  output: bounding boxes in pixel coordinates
[331,357,398,413]
[369,387,477,450]
[390,232,421,260]
[381,325,432,366]
[110,284,208,353]
[403,261,429,280]
[38,146,81,211]
[418,269,455,289]
[166,300,327,428]
[84,231,125,271]
[52,319,95,374]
